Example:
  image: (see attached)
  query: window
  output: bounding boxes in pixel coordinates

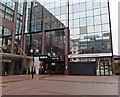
[74,12,79,19]
[55,7,60,15]
[6,8,13,15]
[95,25,101,32]
[101,14,109,24]
[0,12,4,18]
[102,24,110,31]
[93,1,100,9]
[0,4,5,11]
[61,14,67,20]
[3,28,12,36]
[79,11,86,18]
[94,15,101,25]
[70,20,74,29]
[61,6,67,14]
[61,0,67,6]
[73,34,79,39]
[94,9,100,16]
[80,26,87,34]
[80,3,86,11]
[101,7,108,14]
[49,3,54,9]
[80,18,86,27]
[74,19,79,28]
[73,4,80,12]
[5,15,12,21]
[87,17,93,26]
[100,0,108,7]
[74,28,79,35]
[86,1,93,10]
[87,26,94,33]
[87,10,93,17]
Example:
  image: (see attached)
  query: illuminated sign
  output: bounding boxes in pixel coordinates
[39,55,48,61]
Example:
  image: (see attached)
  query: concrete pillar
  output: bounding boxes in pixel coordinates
[112,57,115,75]
[20,1,27,55]
[64,27,69,75]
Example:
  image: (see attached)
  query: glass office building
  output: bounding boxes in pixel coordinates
[39,0,113,75]
[0,0,29,75]
[0,0,114,76]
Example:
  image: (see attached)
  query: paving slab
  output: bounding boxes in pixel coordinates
[1,75,119,96]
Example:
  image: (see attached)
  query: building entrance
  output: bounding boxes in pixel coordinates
[42,61,64,75]
[97,59,112,76]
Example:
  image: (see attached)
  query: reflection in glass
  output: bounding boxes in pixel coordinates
[87,17,93,26]
[74,19,79,28]
[102,24,109,31]
[80,18,86,27]
[80,3,86,11]
[94,15,101,25]
[86,1,93,10]
[101,14,109,24]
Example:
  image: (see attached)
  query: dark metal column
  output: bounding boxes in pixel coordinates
[64,27,69,75]
[11,2,18,54]
[107,0,115,75]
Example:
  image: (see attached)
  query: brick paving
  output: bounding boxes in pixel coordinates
[2,74,50,83]
[1,75,119,95]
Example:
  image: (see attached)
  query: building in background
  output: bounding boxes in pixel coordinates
[0,0,29,75]
[0,0,68,75]
[39,0,113,76]
[0,0,115,76]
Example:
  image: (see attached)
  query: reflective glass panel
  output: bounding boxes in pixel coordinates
[94,15,101,25]
[80,18,86,27]
[87,17,93,26]
[86,1,93,10]
[101,14,109,24]
[80,3,86,11]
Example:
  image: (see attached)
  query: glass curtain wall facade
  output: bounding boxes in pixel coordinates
[25,1,65,60]
[0,0,15,53]
[40,0,112,58]
[0,0,113,75]
[0,0,24,54]
[40,0,113,75]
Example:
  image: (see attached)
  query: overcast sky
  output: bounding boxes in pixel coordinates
[109,0,119,55]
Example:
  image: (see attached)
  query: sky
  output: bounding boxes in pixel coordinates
[109,0,120,55]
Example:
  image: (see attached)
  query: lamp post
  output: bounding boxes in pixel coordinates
[30,48,39,79]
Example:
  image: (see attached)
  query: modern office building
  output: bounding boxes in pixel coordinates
[39,0,113,76]
[0,0,114,76]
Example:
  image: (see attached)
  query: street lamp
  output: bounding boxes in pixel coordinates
[30,48,39,79]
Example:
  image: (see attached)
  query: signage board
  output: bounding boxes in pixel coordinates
[68,53,112,58]
[39,55,48,61]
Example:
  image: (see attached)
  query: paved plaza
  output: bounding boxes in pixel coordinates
[1,75,119,96]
